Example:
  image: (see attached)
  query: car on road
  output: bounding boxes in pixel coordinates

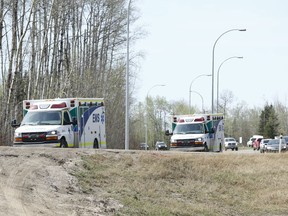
[155,141,168,150]
[282,136,288,148]
[224,137,238,151]
[259,138,271,153]
[140,143,149,150]
[265,139,286,152]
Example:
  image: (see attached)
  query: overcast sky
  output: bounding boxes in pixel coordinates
[133,0,288,111]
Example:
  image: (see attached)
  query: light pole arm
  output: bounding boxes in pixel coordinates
[146,84,164,99]
[189,74,204,93]
[211,28,246,113]
[217,56,243,81]
[189,74,211,114]
[216,56,243,113]
[191,90,204,113]
[212,29,243,53]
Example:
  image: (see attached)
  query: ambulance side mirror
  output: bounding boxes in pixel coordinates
[72,118,77,125]
[11,119,20,128]
[165,130,172,136]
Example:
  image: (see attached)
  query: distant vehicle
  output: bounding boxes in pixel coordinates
[247,135,263,147]
[253,138,263,151]
[259,139,271,153]
[282,136,288,148]
[265,139,286,152]
[224,137,238,151]
[155,141,168,150]
[140,143,149,150]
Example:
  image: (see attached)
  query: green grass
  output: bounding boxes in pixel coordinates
[73,151,288,215]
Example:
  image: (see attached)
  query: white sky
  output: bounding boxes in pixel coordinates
[133,0,288,111]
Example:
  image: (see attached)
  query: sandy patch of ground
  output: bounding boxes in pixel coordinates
[0,146,121,216]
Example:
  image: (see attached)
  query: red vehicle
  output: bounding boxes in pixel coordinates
[253,138,262,150]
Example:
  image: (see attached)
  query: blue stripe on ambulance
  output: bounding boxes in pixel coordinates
[78,105,102,141]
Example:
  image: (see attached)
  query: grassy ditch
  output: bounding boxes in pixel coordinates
[74,151,288,216]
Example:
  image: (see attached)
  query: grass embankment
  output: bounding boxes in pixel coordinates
[74,151,288,216]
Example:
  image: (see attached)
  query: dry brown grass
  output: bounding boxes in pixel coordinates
[74,150,288,215]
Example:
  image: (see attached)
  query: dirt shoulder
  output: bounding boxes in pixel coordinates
[0,146,121,216]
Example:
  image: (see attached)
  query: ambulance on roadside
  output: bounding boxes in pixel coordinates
[11,98,106,148]
[165,113,224,152]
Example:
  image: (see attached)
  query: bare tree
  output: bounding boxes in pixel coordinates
[218,89,234,117]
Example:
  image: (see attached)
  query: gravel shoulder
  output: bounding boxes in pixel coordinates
[0,146,120,216]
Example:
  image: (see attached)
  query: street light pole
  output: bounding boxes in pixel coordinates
[189,74,211,114]
[211,28,246,113]
[217,56,243,113]
[191,90,204,113]
[125,0,132,150]
[145,84,165,150]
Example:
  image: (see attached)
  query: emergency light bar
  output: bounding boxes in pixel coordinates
[29,105,38,109]
[24,99,105,110]
[194,117,205,122]
[51,102,67,109]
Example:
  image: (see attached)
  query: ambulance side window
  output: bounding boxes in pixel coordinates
[63,111,71,125]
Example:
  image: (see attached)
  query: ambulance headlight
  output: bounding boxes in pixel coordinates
[14,132,22,137]
[47,130,58,135]
[196,137,204,142]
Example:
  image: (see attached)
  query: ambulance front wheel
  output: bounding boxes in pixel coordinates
[60,138,68,148]
[93,139,99,149]
[204,143,209,152]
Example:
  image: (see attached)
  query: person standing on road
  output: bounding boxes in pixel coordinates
[253,138,261,151]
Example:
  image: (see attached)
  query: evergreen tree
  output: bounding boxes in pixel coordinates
[258,104,279,138]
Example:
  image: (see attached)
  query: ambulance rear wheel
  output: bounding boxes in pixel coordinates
[60,138,68,148]
[93,139,99,149]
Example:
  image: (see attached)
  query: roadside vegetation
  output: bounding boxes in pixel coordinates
[74,150,288,216]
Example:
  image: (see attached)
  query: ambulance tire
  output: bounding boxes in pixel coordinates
[93,139,99,149]
[60,138,68,148]
[203,143,209,152]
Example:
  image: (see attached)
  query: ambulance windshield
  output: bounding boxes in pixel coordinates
[21,111,62,126]
[173,123,205,135]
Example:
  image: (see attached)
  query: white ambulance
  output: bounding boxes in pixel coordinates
[11,98,106,148]
[165,113,224,152]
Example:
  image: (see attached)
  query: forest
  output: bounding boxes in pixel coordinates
[1,0,288,149]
